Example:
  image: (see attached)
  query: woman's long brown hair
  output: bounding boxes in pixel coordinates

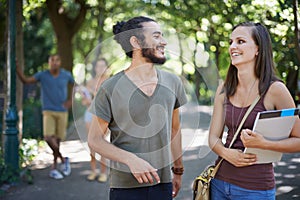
[222,22,281,98]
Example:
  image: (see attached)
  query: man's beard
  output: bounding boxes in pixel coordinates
[142,48,166,65]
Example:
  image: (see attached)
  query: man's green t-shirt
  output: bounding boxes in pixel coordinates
[90,68,187,188]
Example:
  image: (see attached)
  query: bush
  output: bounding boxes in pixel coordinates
[0,150,20,186]
[0,138,38,195]
[22,98,43,139]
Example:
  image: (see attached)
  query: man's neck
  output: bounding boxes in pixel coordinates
[126,58,156,80]
[125,58,158,97]
[49,68,60,77]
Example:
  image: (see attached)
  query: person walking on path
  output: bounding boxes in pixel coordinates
[80,58,109,182]
[208,22,300,200]
[17,54,74,180]
[88,16,187,199]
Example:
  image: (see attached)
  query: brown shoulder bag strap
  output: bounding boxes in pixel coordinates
[210,95,261,178]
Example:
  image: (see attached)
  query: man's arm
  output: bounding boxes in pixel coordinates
[16,65,37,84]
[63,84,75,110]
[171,108,183,198]
[87,116,160,184]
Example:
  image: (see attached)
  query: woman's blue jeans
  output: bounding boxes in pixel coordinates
[211,178,275,200]
[109,183,172,200]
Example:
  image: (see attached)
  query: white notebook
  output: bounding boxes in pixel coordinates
[244,108,299,164]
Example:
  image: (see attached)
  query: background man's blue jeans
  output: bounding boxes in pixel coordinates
[211,178,275,200]
[110,183,172,200]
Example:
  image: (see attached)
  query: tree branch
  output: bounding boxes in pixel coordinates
[293,0,300,62]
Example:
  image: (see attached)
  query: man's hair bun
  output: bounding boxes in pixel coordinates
[112,16,156,58]
[113,21,126,35]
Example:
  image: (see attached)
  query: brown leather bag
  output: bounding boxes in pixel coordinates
[192,96,260,200]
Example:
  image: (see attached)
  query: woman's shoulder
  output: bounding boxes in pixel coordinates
[214,83,226,103]
[216,83,225,96]
[265,81,294,109]
[268,81,288,96]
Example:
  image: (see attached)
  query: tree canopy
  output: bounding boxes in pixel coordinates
[1,0,300,104]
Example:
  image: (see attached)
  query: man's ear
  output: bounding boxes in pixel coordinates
[130,36,141,49]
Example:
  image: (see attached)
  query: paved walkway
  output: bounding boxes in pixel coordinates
[2,104,300,200]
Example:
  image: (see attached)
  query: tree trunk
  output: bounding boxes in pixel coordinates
[293,0,300,62]
[16,0,23,139]
[46,0,87,72]
[56,34,73,71]
[287,0,300,105]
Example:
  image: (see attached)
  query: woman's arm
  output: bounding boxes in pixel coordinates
[241,81,300,153]
[209,84,257,167]
[208,84,226,154]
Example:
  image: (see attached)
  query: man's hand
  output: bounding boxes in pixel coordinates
[127,156,160,184]
[15,60,37,84]
[172,174,182,198]
[63,99,72,110]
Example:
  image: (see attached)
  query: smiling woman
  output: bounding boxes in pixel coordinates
[208,22,300,200]
[229,26,259,69]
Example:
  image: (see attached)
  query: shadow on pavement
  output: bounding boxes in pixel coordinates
[1,105,300,200]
